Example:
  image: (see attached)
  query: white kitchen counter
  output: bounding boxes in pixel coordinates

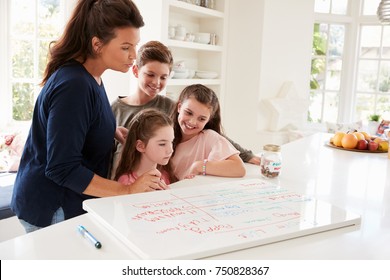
[1,133,389,259]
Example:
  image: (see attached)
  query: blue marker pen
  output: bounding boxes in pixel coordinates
[77,225,102,249]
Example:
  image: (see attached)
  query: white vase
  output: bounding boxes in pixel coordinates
[368,121,380,135]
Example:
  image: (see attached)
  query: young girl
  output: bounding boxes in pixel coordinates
[115,108,176,188]
[110,40,259,178]
[170,84,246,180]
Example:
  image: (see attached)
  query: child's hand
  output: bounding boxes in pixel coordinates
[184,174,196,179]
[248,155,261,165]
[187,160,203,175]
[115,126,128,144]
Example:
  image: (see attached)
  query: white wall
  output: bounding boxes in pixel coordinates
[104,0,166,102]
[223,0,314,152]
[101,0,316,152]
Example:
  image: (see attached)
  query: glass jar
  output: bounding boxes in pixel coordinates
[260,144,282,178]
[200,0,214,8]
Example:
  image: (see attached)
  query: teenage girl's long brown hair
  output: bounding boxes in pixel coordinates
[115,108,177,183]
[41,0,144,85]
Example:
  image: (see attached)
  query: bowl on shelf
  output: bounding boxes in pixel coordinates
[187,69,196,79]
[195,71,218,79]
[173,60,186,72]
[194,33,211,44]
[172,69,189,79]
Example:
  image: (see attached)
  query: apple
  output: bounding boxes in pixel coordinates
[356,139,368,150]
[368,141,379,151]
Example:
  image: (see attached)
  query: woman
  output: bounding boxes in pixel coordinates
[11,0,164,233]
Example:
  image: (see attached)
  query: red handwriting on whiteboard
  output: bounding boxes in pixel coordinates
[132,205,199,222]
[132,200,174,209]
[156,218,234,235]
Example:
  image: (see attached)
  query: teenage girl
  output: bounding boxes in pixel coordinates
[170,84,246,180]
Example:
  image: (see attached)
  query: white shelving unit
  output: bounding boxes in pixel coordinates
[134,0,228,101]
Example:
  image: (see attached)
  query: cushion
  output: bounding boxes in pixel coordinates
[0,132,26,172]
[0,173,17,219]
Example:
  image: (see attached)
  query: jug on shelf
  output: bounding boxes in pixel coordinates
[174,25,187,40]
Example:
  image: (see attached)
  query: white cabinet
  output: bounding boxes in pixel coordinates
[134,0,228,101]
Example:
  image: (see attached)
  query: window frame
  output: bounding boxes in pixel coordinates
[0,0,74,130]
[312,0,388,125]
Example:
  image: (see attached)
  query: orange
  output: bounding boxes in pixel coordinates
[341,133,358,149]
[333,131,346,147]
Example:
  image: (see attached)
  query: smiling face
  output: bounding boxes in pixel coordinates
[133,61,170,100]
[99,27,140,73]
[137,125,175,166]
[177,97,212,142]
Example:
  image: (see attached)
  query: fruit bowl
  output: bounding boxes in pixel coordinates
[325,142,387,153]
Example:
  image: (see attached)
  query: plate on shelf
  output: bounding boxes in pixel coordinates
[324,142,386,153]
[195,71,218,79]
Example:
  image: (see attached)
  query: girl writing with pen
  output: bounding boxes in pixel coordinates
[114,109,176,188]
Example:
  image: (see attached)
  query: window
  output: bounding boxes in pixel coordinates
[310,0,390,125]
[0,0,67,128]
[310,22,346,123]
[310,0,349,124]
[356,25,390,121]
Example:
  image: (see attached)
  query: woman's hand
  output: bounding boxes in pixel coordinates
[115,126,128,145]
[129,169,169,193]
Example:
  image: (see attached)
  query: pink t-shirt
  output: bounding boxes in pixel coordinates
[117,171,170,185]
[171,129,239,180]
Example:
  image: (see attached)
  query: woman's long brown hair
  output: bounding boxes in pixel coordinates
[41,0,144,85]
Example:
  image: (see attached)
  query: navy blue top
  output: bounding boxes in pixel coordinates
[11,61,116,227]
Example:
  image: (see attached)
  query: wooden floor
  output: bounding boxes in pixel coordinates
[0,216,25,242]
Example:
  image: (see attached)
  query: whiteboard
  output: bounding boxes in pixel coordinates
[83,179,361,259]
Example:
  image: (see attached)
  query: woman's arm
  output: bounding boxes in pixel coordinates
[83,169,166,197]
[187,154,246,178]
